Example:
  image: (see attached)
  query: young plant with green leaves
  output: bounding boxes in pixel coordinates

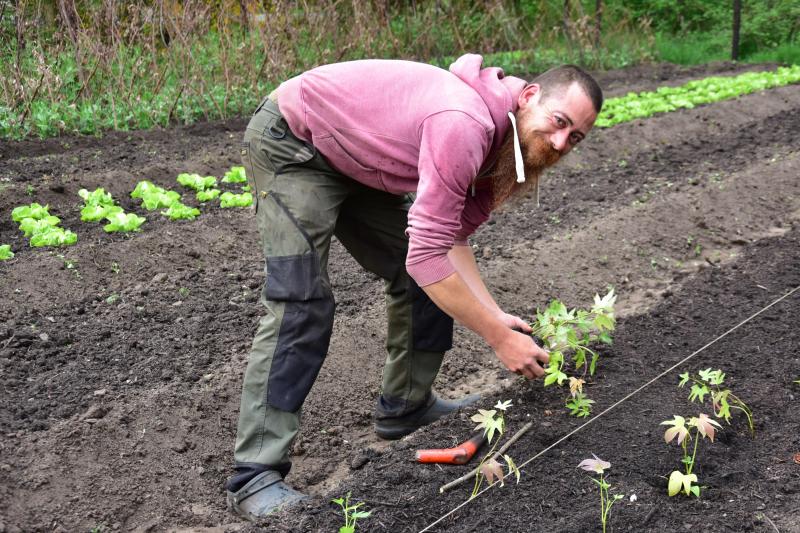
[103,211,146,233]
[331,492,372,533]
[578,455,623,533]
[679,368,754,434]
[131,181,182,210]
[12,202,77,247]
[469,400,521,498]
[162,202,201,221]
[0,244,14,260]
[661,413,721,497]
[196,188,221,202]
[177,173,217,192]
[78,188,117,221]
[530,289,616,417]
[222,166,247,184]
[29,226,78,247]
[220,191,253,208]
[11,202,51,222]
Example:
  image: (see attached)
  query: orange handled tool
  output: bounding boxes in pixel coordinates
[415,432,487,465]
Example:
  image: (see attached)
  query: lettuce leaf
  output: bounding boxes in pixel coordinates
[222,166,247,183]
[29,226,77,247]
[103,211,146,232]
[220,191,253,208]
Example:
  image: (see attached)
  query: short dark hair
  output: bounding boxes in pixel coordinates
[531,65,603,113]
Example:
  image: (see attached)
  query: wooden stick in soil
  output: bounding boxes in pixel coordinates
[439,421,533,493]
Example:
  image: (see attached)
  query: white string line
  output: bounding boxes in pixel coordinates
[419,284,800,533]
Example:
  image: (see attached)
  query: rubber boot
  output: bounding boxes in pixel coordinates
[226,470,308,521]
[374,393,481,440]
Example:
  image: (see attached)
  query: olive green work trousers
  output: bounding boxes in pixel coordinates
[232,98,454,473]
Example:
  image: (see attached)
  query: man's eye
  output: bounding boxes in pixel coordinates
[570,134,582,145]
[555,117,566,127]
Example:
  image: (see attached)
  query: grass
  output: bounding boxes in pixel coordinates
[656,32,800,66]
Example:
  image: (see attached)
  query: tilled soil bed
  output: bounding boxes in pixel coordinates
[0,61,799,532]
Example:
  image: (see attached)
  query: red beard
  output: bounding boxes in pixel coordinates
[489,130,562,209]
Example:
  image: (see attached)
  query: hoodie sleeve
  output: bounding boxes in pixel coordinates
[405,111,491,286]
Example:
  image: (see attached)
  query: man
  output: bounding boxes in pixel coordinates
[225,54,602,520]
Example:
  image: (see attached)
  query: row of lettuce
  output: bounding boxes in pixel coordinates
[596,64,800,127]
[0,166,251,260]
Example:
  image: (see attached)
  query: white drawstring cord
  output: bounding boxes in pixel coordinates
[507,111,525,184]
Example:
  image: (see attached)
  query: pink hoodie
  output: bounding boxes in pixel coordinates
[277,54,527,286]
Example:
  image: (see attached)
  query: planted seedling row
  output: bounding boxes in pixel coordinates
[597,64,800,127]
[2,166,252,253]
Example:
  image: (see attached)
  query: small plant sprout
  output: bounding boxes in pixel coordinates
[469,400,521,498]
[331,492,372,533]
[678,368,754,434]
[222,166,247,183]
[529,289,616,417]
[578,454,623,533]
[0,244,14,260]
[219,191,253,208]
[661,413,721,497]
[176,172,217,191]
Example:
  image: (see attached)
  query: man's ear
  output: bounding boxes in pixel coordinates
[518,83,541,110]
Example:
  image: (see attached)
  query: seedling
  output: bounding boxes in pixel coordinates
[12,202,51,222]
[470,400,521,498]
[530,289,616,417]
[29,226,77,247]
[578,455,623,533]
[222,166,247,183]
[661,413,721,497]
[131,180,181,210]
[79,188,119,222]
[0,244,13,260]
[177,172,217,191]
[678,368,754,434]
[331,492,371,533]
[220,191,253,208]
[196,188,221,202]
[104,211,146,232]
[162,202,200,220]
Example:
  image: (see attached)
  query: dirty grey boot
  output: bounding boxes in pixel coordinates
[375,392,481,440]
[226,470,307,521]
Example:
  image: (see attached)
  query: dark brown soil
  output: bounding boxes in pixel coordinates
[0,61,798,532]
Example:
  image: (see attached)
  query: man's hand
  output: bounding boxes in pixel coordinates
[496,311,532,333]
[491,329,549,380]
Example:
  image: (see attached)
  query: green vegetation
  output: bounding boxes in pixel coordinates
[103,211,146,233]
[162,202,200,221]
[222,167,247,184]
[470,400,521,497]
[1,1,796,141]
[11,202,77,248]
[661,367,752,498]
[196,188,221,202]
[177,173,218,192]
[578,455,623,533]
[219,191,253,208]
[0,244,14,260]
[597,65,800,127]
[331,492,372,533]
[531,289,616,417]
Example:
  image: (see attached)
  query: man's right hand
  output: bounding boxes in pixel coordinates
[492,330,549,379]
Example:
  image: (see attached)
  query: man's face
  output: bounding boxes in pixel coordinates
[489,81,598,209]
[516,81,598,157]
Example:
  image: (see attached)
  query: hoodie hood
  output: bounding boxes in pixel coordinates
[449,54,528,155]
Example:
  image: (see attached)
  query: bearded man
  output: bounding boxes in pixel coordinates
[226,54,602,520]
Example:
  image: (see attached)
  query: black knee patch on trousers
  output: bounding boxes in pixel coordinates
[264,253,335,413]
[410,280,453,352]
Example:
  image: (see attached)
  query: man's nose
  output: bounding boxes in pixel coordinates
[550,129,570,153]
